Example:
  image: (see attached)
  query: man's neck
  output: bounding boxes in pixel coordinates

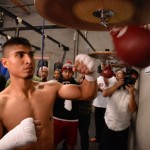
[41,78,47,82]
[9,77,33,91]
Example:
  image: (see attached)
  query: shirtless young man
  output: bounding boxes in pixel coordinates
[0,37,97,150]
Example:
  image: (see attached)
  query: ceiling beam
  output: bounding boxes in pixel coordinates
[76,30,96,52]
[0,26,96,52]
[0,6,69,51]
[0,6,95,52]
[0,25,66,32]
[11,0,31,15]
[0,31,41,50]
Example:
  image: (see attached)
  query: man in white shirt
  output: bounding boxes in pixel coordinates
[99,69,139,150]
[90,73,116,143]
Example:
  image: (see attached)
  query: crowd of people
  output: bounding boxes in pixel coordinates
[0,37,139,150]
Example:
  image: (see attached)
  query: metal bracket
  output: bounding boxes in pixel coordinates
[93,9,114,29]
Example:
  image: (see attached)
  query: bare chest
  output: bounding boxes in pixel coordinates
[2,94,54,130]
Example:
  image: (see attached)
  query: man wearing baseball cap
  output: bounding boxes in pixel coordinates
[53,60,79,150]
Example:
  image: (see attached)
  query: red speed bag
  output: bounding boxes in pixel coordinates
[102,64,114,78]
[111,26,150,68]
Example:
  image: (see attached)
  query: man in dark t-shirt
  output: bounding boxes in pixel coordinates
[53,61,79,150]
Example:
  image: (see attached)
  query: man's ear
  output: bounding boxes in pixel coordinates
[1,58,8,68]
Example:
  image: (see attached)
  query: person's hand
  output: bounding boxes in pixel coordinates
[73,54,96,74]
[73,54,96,81]
[34,119,42,139]
[125,84,135,94]
[117,78,125,86]
[0,117,42,149]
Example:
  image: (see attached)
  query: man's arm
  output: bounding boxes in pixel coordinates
[102,80,124,97]
[79,78,97,100]
[125,85,138,113]
[0,118,41,150]
[58,54,97,101]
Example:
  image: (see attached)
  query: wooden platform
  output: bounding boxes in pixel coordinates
[35,0,149,31]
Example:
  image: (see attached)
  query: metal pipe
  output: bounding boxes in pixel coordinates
[0,6,69,50]
[76,29,96,52]
[0,31,41,50]
[0,25,66,32]
[61,50,66,64]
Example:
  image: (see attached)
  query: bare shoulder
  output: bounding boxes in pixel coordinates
[36,80,62,90]
[0,90,10,117]
[0,89,10,102]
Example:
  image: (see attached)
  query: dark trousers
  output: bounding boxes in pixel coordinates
[94,107,106,142]
[61,114,91,150]
[78,114,91,150]
[99,122,129,150]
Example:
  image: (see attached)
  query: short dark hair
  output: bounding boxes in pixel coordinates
[54,68,61,73]
[2,37,32,55]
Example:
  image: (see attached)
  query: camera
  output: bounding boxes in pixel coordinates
[124,67,136,85]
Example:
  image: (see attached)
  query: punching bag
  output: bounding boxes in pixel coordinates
[111,26,150,68]
[102,64,114,79]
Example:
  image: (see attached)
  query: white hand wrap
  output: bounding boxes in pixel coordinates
[0,118,37,150]
[75,54,96,81]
